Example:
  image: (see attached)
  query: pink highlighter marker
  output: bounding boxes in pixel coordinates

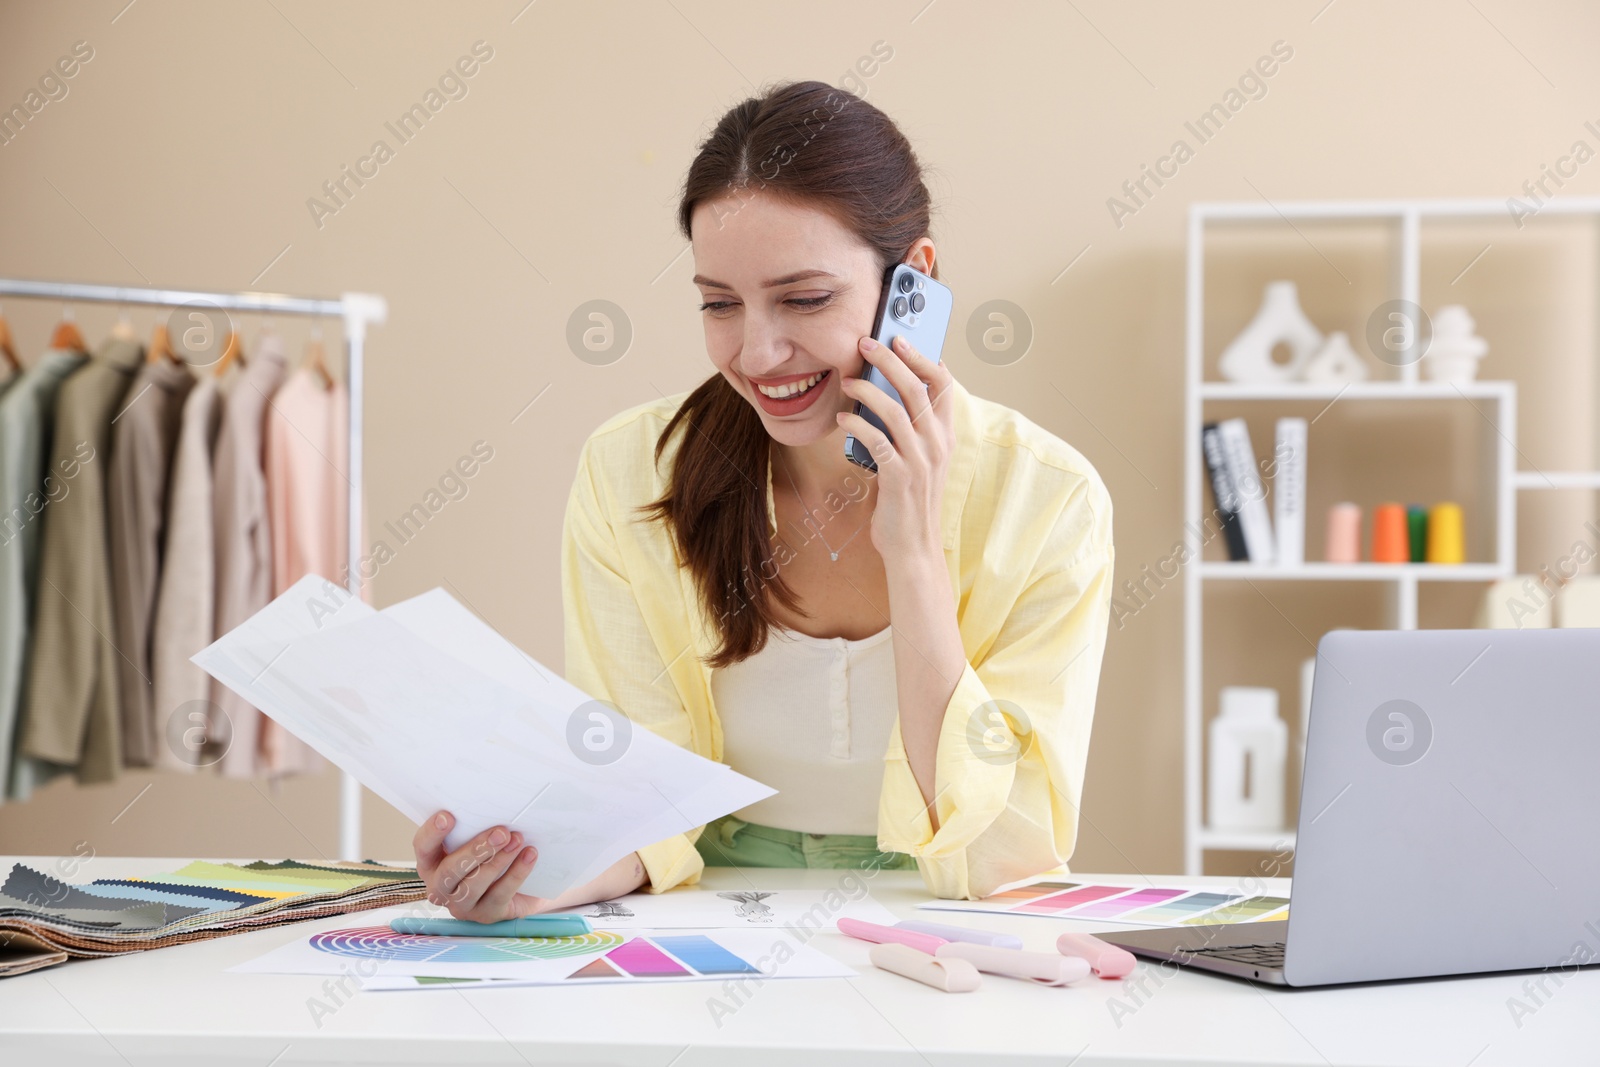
[1056,932,1137,979]
[837,917,948,955]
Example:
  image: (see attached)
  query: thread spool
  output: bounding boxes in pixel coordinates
[1426,503,1465,564]
[1407,505,1428,563]
[1371,503,1409,563]
[1325,503,1362,563]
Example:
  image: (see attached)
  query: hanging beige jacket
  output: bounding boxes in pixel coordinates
[108,357,195,767]
[209,335,287,778]
[20,337,143,784]
[148,376,224,772]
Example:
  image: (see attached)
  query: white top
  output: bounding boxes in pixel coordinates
[712,623,897,835]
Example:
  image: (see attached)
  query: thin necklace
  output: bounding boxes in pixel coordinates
[776,452,867,562]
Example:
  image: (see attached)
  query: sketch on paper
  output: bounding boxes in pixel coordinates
[717,891,776,923]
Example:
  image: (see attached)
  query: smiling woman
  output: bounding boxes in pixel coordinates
[413,79,1115,922]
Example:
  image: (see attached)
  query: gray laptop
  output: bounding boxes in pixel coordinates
[1100,628,1600,986]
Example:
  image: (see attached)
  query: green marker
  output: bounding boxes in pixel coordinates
[1407,505,1428,563]
[390,914,593,938]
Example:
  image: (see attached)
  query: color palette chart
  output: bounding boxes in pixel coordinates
[1126,892,1240,925]
[1186,896,1289,925]
[920,881,1289,928]
[309,926,624,963]
[238,923,857,986]
[566,934,762,980]
[313,929,762,980]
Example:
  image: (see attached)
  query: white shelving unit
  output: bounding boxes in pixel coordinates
[1182,197,1600,875]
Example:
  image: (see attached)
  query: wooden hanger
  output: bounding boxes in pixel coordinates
[0,307,20,375]
[303,328,334,389]
[213,329,242,377]
[110,311,138,341]
[147,323,176,365]
[49,307,86,352]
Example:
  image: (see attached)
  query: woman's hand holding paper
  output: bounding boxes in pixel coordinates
[412,809,649,922]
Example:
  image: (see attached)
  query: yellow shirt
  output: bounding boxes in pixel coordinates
[560,377,1114,899]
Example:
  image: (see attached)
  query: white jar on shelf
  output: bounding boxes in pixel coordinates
[1208,686,1288,832]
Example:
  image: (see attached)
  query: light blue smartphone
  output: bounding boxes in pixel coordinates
[845,262,954,472]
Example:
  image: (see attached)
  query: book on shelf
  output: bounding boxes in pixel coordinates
[1201,422,1249,562]
[1273,417,1307,567]
[1217,418,1276,564]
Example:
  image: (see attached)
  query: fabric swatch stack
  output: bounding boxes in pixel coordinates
[0,857,423,978]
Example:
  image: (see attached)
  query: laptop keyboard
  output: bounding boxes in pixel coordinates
[1185,941,1286,968]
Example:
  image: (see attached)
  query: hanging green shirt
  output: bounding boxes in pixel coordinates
[0,348,90,801]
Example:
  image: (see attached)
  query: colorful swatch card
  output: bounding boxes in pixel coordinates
[918,880,1290,928]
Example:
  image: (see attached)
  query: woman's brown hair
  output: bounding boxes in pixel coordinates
[638,79,936,670]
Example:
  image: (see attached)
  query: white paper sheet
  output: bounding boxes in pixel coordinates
[194,575,775,897]
[231,923,855,984]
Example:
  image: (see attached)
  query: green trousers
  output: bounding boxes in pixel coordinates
[695,813,919,871]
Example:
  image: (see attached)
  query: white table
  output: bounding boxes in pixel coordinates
[0,857,1591,1065]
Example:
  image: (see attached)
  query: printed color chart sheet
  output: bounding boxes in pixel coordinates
[233,925,853,986]
[918,880,1289,927]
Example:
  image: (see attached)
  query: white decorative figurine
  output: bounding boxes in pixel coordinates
[1208,687,1288,832]
[1300,330,1369,384]
[1219,280,1324,384]
[1423,305,1488,383]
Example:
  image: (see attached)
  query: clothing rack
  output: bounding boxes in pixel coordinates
[0,277,387,861]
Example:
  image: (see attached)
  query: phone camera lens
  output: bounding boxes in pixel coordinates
[892,295,909,319]
[897,272,915,294]
[909,291,926,314]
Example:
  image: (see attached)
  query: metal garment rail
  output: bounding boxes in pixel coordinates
[0,277,387,862]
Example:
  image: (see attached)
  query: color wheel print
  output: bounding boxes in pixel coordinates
[309,926,624,963]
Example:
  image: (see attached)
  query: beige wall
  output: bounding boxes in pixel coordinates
[2,0,1597,876]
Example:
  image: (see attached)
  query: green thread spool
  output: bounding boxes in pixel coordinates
[1407,506,1427,563]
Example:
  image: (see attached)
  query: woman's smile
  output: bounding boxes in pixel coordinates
[749,368,833,416]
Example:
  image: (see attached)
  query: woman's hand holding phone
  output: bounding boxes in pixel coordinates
[836,333,957,561]
[837,332,966,814]
[413,809,648,922]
